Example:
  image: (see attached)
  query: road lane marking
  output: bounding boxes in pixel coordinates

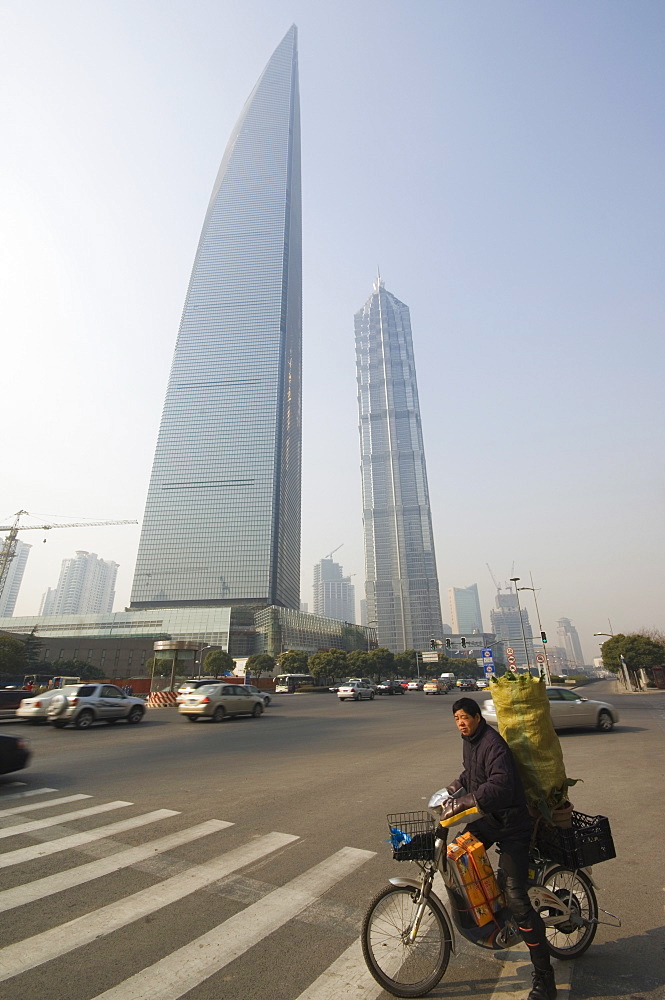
[0,787,57,802]
[0,809,179,869]
[0,831,299,982]
[0,793,91,816]
[489,945,573,999]
[91,845,376,1000]
[0,819,232,913]
[0,800,133,840]
[294,937,382,999]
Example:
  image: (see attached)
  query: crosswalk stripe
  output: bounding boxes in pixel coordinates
[91,846,376,1000]
[0,787,57,803]
[294,938,381,999]
[0,830,299,982]
[0,809,179,870]
[0,819,232,914]
[0,800,132,840]
[0,793,91,817]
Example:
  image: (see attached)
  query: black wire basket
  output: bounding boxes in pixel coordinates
[536,811,616,868]
[387,811,437,861]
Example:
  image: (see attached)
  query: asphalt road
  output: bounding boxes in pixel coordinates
[0,679,662,1000]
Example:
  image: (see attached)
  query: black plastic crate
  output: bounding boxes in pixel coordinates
[536,811,616,868]
[387,811,437,861]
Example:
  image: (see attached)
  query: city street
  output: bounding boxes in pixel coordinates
[0,680,662,1000]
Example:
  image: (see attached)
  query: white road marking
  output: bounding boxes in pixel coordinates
[294,938,381,999]
[0,819,232,913]
[489,945,573,999]
[0,800,132,840]
[0,809,179,869]
[0,787,57,802]
[0,831,299,982]
[91,846,376,1000]
[0,793,91,817]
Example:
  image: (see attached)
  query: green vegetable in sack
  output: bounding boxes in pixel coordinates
[490,673,578,818]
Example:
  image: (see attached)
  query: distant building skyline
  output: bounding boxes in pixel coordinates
[312,557,355,623]
[489,585,534,669]
[448,584,483,635]
[0,539,31,618]
[355,277,443,652]
[556,617,585,667]
[40,550,118,616]
[130,26,302,612]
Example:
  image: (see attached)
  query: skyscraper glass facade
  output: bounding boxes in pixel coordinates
[355,279,443,652]
[131,26,301,611]
[448,584,484,635]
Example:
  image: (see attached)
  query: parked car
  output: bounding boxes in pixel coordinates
[244,684,271,707]
[482,687,619,732]
[16,689,71,723]
[407,680,424,690]
[47,684,146,730]
[337,681,375,701]
[0,733,31,774]
[376,679,406,695]
[423,679,449,695]
[178,683,264,721]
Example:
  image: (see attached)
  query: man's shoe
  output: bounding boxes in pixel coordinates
[527,968,557,1000]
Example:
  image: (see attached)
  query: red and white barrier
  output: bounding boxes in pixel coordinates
[146,690,179,708]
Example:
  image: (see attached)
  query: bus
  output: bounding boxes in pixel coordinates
[274,673,315,693]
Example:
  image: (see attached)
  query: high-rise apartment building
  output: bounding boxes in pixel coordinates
[448,584,483,635]
[355,278,443,652]
[40,551,118,616]
[0,539,31,617]
[556,617,585,668]
[490,585,534,669]
[312,558,355,623]
[131,26,301,612]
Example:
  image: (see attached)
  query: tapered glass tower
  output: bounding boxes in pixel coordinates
[131,27,301,610]
[355,279,443,651]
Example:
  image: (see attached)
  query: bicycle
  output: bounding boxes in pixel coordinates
[361,797,620,998]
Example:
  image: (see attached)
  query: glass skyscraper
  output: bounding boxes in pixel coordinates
[355,279,443,652]
[131,26,301,611]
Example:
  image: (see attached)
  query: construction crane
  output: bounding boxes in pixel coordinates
[0,510,138,603]
[322,544,343,561]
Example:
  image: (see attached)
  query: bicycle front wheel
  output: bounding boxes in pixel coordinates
[361,885,452,997]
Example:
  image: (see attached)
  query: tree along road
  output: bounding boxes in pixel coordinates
[0,679,661,1000]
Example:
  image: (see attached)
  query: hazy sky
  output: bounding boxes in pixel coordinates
[2,1,664,660]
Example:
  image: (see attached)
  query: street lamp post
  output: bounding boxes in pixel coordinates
[593,631,632,689]
[517,581,551,684]
[510,577,532,672]
[196,645,214,676]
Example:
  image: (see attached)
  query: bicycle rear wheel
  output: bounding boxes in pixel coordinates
[540,866,597,958]
[361,885,452,997]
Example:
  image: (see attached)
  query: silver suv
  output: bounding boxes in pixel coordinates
[47,684,146,729]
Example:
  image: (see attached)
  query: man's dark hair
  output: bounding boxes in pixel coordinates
[452,697,481,717]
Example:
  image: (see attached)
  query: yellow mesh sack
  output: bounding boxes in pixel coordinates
[489,673,575,817]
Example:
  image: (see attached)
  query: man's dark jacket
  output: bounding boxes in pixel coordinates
[456,717,532,842]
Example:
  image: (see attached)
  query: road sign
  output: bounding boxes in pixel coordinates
[506,647,514,655]
[507,655,517,666]
[421,651,439,662]
[481,648,493,660]
[508,664,518,673]
[536,653,545,663]
[483,663,495,677]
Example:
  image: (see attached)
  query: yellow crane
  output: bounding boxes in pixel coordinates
[0,510,138,604]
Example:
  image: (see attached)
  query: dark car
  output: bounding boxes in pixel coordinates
[0,733,31,774]
[376,680,406,695]
[0,689,32,713]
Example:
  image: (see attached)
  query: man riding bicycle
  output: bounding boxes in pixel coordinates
[438,697,557,1000]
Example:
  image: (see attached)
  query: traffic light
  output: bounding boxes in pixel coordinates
[541,631,548,644]
[460,637,466,648]
[430,638,437,650]
[445,638,451,649]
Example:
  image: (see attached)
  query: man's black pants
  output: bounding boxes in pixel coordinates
[467,822,552,972]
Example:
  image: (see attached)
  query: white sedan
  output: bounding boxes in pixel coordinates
[482,687,619,732]
[16,690,68,723]
[337,682,375,702]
